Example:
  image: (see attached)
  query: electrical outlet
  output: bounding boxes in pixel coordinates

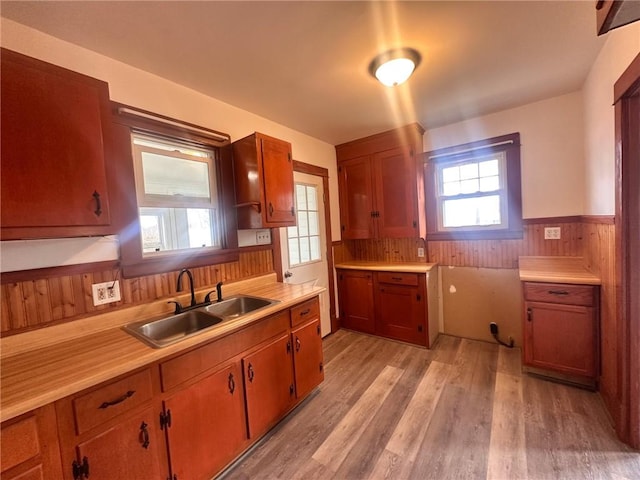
[417,247,425,257]
[256,229,271,245]
[544,227,561,240]
[92,280,121,306]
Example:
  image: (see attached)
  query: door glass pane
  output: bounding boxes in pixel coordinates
[288,182,321,266]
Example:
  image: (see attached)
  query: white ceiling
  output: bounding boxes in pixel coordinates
[1,1,605,145]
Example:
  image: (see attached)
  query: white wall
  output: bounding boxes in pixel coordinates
[423,91,586,219]
[0,18,341,271]
[583,23,640,216]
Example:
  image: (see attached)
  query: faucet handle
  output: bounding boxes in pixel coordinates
[167,301,183,314]
[204,290,217,303]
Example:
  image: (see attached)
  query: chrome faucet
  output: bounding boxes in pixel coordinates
[176,268,196,309]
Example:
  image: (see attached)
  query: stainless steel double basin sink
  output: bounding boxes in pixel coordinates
[123,295,279,348]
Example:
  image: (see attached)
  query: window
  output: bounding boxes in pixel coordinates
[287,183,321,266]
[113,103,238,278]
[425,132,522,240]
[132,133,222,255]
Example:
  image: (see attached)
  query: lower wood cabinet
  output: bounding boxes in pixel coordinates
[337,269,375,334]
[37,295,323,480]
[243,333,295,439]
[522,282,599,386]
[163,362,247,479]
[0,405,63,480]
[337,268,434,347]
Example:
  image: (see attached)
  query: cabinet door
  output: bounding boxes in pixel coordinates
[338,156,375,239]
[243,333,295,439]
[337,270,375,333]
[524,302,596,378]
[376,283,426,346]
[260,136,295,226]
[163,362,247,480]
[373,146,418,238]
[292,319,324,399]
[1,48,111,234]
[74,407,161,480]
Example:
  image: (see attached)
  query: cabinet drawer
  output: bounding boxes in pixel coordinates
[1,415,40,473]
[290,297,320,327]
[377,272,418,286]
[523,282,596,306]
[72,369,153,435]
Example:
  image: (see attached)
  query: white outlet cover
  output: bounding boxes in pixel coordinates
[544,227,561,240]
[92,280,121,306]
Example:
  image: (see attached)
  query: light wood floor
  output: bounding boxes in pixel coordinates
[224,331,640,479]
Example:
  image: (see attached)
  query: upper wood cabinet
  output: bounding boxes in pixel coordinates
[596,0,640,35]
[336,124,425,239]
[0,48,116,240]
[232,132,296,229]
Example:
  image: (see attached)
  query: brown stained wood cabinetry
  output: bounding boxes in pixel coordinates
[1,405,63,480]
[162,362,247,480]
[336,124,425,240]
[22,296,323,480]
[0,48,116,240]
[523,282,600,386]
[290,297,324,399]
[243,333,296,439]
[232,132,295,229]
[596,0,640,35]
[337,268,432,347]
[337,269,376,334]
[55,368,163,480]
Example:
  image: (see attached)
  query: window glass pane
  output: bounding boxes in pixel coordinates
[297,211,309,236]
[479,159,499,177]
[288,238,300,266]
[442,181,460,196]
[460,179,479,194]
[306,186,318,211]
[310,236,321,261]
[459,163,478,180]
[479,176,500,192]
[141,152,210,198]
[186,209,213,248]
[296,184,307,210]
[308,211,319,236]
[442,195,501,228]
[140,214,164,253]
[299,237,311,263]
[287,225,298,239]
[442,165,460,183]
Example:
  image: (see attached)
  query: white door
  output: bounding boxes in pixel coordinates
[280,172,331,337]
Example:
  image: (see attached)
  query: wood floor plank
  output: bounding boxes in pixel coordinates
[312,364,404,471]
[487,372,527,480]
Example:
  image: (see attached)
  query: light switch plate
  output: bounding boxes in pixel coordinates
[256,229,271,245]
[417,247,425,257]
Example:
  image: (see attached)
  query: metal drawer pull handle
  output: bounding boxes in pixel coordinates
[98,390,135,409]
[228,373,236,394]
[391,277,403,281]
[295,337,301,352]
[299,308,311,316]
[92,190,102,217]
[548,290,569,295]
[248,363,255,382]
[140,421,150,449]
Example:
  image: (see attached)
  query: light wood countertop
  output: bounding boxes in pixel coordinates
[335,261,437,273]
[0,274,324,423]
[518,256,601,285]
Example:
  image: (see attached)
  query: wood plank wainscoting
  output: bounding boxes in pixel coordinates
[1,248,274,335]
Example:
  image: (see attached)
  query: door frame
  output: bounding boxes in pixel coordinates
[272,160,337,334]
[614,52,640,449]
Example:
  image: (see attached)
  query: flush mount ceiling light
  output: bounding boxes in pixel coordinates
[368,47,421,87]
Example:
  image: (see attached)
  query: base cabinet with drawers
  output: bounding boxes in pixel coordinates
[8,295,324,480]
[522,282,600,386]
[337,268,438,347]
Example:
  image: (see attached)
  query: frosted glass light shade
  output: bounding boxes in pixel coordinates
[369,48,421,87]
